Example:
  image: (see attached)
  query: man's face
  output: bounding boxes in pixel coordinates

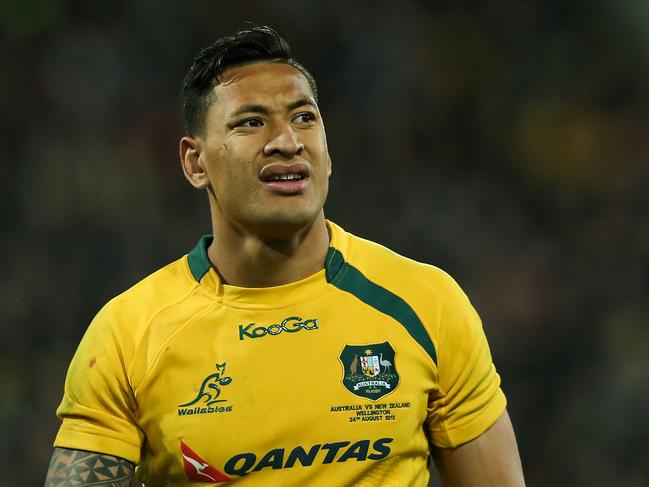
[192,62,331,235]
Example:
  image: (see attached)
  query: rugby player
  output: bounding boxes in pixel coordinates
[46,26,525,486]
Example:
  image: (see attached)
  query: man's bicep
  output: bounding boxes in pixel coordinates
[45,447,140,487]
[431,410,525,487]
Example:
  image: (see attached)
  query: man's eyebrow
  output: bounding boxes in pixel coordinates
[228,99,317,119]
[229,104,271,119]
[287,98,318,112]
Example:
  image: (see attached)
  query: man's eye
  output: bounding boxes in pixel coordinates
[294,112,316,124]
[239,118,263,128]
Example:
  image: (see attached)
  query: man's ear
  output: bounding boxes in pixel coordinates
[180,136,209,189]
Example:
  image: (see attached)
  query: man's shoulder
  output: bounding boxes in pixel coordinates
[332,225,471,316]
[98,251,198,326]
[342,228,458,292]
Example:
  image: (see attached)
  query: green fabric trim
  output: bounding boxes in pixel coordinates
[325,248,438,365]
[187,235,213,283]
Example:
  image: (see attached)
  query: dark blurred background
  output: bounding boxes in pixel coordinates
[2,0,648,485]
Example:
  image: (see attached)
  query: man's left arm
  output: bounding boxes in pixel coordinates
[431,409,525,487]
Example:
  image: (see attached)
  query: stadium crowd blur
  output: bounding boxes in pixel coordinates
[1,1,647,485]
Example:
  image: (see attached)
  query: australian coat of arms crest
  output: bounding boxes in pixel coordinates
[339,342,399,400]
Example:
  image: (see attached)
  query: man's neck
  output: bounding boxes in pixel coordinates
[207,214,330,288]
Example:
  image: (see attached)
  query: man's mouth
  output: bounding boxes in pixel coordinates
[265,173,305,182]
[259,163,309,194]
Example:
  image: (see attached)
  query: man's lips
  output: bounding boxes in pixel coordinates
[259,162,309,182]
[259,162,310,195]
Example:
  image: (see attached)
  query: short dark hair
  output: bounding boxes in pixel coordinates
[181,26,318,136]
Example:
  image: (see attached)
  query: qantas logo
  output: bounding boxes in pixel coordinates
[180,437,393,482]
[180,441,230,483]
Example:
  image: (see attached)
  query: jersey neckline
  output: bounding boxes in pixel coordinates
[185,220,350,307]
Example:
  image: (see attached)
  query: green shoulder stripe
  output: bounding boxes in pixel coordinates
[187,235,213,283]
[325,247,437,366]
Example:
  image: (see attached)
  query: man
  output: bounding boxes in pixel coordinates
[46,26,525,486]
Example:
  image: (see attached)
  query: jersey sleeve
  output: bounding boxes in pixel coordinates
[54,303,143,463]
[425,274,507,448]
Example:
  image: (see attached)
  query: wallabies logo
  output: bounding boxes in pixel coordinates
[339,342,399,400]
[178,363,233,415]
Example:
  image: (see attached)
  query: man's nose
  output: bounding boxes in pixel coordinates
[263,124,304,158]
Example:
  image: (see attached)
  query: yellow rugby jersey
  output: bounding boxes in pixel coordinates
[55,221,506,486]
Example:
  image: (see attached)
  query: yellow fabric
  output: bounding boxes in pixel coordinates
[55,221,506,486]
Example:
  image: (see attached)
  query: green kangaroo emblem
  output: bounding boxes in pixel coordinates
[179,363,233,407]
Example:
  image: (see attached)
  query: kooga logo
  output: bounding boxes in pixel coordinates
[239,316,318,340]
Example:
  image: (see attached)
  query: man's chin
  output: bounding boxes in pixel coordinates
[247,209,323,238]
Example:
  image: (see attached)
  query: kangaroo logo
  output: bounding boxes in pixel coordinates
[179,363,233,407]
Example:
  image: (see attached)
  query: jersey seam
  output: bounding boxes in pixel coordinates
[429,390,506,444]
[130,282,209,391]
[331,261,439,373]
[186,261,338,310]
[57,422,142,449]
[134,289,218,392]
[216,284,338,310]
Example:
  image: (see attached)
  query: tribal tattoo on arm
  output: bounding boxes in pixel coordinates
[45,447,141,487]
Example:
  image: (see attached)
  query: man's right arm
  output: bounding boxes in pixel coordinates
[45,447,140,487]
